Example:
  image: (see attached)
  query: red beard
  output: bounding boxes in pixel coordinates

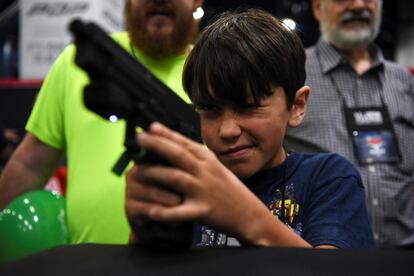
[125,0,199,59]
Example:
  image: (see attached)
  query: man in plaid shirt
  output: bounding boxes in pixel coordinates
[285,0,414,247]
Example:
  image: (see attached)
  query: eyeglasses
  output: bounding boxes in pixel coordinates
[331,0,378,5]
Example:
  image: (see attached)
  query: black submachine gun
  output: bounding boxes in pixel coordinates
[69,19,201,249]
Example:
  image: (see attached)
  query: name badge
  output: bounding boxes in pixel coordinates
[344,106,401,165]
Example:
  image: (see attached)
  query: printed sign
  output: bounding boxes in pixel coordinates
[19,0,125,79]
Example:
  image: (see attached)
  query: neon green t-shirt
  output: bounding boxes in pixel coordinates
[26,32,190,244]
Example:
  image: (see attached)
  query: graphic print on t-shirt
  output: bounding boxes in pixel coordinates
[197,183,303,247]
[267,183,303,237]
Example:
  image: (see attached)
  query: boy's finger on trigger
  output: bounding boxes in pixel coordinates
[150,122,207,159]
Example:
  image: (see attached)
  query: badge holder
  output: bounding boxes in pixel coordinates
[343,105,402,165]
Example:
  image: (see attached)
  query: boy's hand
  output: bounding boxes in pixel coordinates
[125,122,266,239]
[125,122,311,247]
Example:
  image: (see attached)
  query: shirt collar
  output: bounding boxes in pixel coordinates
[316,38,385,74]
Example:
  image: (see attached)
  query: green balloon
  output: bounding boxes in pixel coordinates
[0,190,69,263]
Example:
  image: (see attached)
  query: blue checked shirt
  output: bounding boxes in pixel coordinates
[285,39,414,247]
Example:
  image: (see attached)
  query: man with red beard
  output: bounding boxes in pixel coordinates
[0,0,203,245]
[285,0,414,247]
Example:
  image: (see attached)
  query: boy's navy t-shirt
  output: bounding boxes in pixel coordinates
[194,152,375,248]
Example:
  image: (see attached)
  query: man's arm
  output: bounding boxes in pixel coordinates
[0,133,64,210]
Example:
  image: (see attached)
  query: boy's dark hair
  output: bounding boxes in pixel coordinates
[183,9,306,109]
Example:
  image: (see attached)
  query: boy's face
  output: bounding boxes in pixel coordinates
[199,87,308,179]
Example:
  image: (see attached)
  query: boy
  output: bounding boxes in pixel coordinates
[125,9,374,248]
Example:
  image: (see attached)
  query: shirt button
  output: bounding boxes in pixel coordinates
[369,165,376,173]
[372,198,379,207]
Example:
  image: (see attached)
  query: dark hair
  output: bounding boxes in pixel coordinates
[183,9,306,109]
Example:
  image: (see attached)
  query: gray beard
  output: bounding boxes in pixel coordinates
[321,23,379,51]
[320,7,382,51]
